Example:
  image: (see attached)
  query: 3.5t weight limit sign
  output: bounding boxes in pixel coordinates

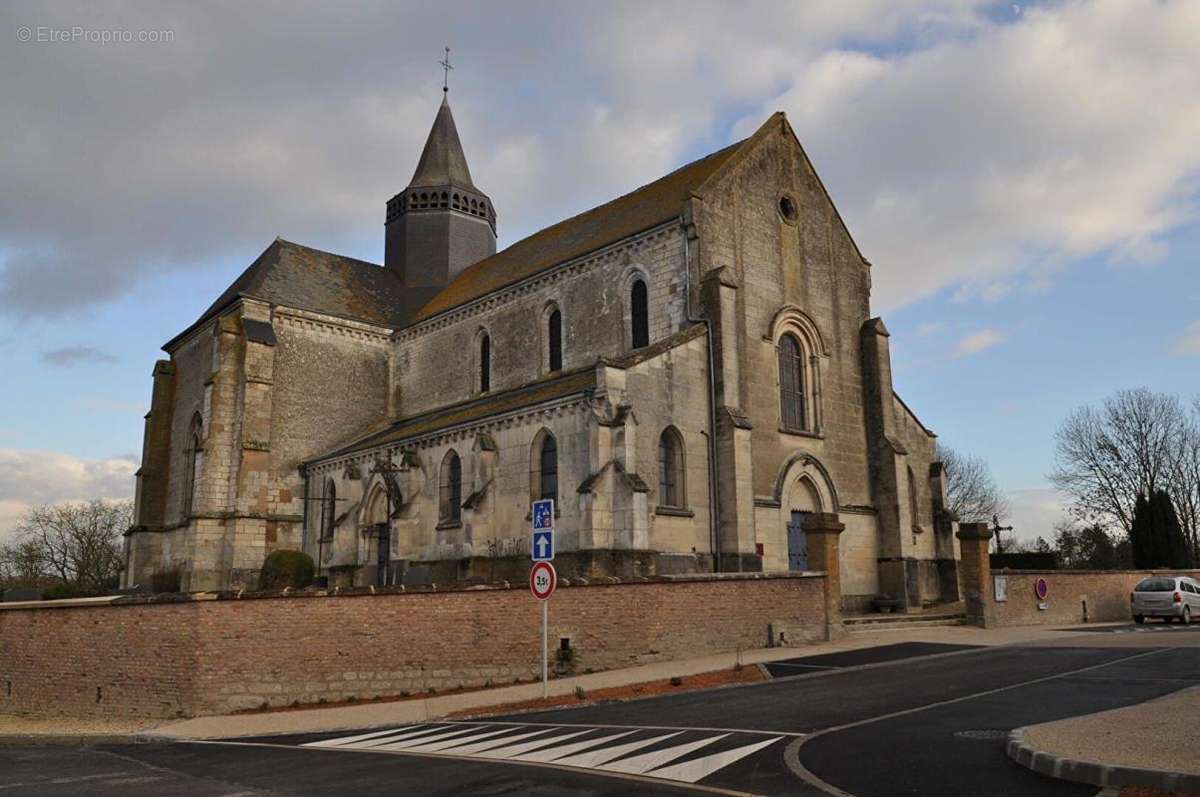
[530,561,556,600]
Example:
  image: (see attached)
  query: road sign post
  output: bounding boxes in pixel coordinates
[530,560,557,697]
[530,497,556,697]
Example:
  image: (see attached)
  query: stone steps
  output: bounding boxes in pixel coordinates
[843,612,968,632]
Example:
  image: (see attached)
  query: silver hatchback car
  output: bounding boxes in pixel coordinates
[1131,576,1200,624]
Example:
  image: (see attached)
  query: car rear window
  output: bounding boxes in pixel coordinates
[1134,578,1177,592]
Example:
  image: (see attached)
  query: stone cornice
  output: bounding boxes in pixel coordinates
[307,393,593,476]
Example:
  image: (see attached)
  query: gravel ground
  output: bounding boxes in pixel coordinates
[0,714,157,738]
[1025,686,1200,776]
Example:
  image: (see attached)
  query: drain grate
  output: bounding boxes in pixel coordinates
[954,729,1011,741]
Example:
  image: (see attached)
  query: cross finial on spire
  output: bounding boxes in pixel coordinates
[440,46,453,93]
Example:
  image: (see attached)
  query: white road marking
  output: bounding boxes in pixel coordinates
[371,725,484,751]
[512,731,638,762]
[442,728,559,756]
[648,736,784,783]
[550,732,682,768]
[471,729,595,759]
[599,734,729,774]
[305,725,441,748]
[399,727,519,753]
[305,723,785,787]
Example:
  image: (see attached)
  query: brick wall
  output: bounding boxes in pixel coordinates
[988,569,1200,626]
[0,573,825,719]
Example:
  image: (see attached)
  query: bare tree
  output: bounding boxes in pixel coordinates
[9,500,131,593]
[935,443,1008,523]
[1050,388,1189,536]
[1166,397,1200,562]
[0,537,48,588]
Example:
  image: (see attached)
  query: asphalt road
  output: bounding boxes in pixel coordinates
[4,633,1197,796]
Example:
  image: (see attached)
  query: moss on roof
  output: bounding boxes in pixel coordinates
[412,140,745,322]
[320,367,597,460]
[165,238,440,351]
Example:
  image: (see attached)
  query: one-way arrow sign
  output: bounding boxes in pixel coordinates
[532,529,554,562]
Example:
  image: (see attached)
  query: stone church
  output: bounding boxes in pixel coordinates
[125,91,960,612]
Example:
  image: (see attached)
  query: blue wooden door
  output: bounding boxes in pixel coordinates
[787,511,809,571]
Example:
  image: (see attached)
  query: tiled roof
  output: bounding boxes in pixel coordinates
[411,139,746,322]
[164,238,439,351]
[319,367,597,461]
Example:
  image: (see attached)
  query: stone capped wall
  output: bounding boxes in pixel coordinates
[0,573,826,719]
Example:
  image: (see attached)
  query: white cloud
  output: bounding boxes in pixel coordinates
[913,322,943,337]
[1169,320,1200,355]
[743,0,1200,311]
[0,448,136,540]
[953,328,1003,357]
[0,0,1196,321]
[41,345,118,366]
[1006,487,1068,544]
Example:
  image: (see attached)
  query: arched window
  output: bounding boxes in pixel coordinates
[777,333,807,431]
[658,428,685,508]
[548,309,563,372]
[908,465,921,532]
[322,478,337,539]
[479,333,491,393]
[183,413,203,517]
[530,431,558,503]
[439,451,462,524]
[630,279,649,349]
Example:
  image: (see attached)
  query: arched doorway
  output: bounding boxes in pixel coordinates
[363,485,391,586]
[786,476,823,572]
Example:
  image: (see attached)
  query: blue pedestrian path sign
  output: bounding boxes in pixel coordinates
[532,499,554,531]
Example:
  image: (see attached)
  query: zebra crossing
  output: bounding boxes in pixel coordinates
[303,721,786,786]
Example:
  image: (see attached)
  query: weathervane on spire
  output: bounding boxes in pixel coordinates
[440,46,453,93]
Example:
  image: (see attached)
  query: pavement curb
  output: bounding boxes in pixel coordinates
[1007,726,1200,793]
[0,733,145,747]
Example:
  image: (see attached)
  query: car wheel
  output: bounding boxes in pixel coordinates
[1184,607,1192,626]
[1134,615,1145,624]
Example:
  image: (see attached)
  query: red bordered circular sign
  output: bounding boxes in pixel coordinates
[530,561,557,601]
[1034,577,1049,600]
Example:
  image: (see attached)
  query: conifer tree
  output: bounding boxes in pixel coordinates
[1130,493,1155,568]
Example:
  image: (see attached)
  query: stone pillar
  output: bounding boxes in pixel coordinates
[715,407,759,572]
[956,522,994,627]
[804,512,846,640]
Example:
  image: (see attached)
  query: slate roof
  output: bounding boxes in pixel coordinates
[411,138,746,322]
[408,95,479,191]
[320,367,597,461]
[164,238,440,351]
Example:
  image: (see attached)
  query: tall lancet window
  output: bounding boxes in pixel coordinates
[778,333,807,432]
[440,450,462,524]
[548,309,563,372]
[631,279,649,349]
[322,479,337,539]
[479,333,491,393]
[530,431,559,504]
[183,412,203,517]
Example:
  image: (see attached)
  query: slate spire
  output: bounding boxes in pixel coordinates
[408,95,478,191]
[384,94,496,288]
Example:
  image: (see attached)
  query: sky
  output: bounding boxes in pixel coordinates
[1,0,1198,542]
